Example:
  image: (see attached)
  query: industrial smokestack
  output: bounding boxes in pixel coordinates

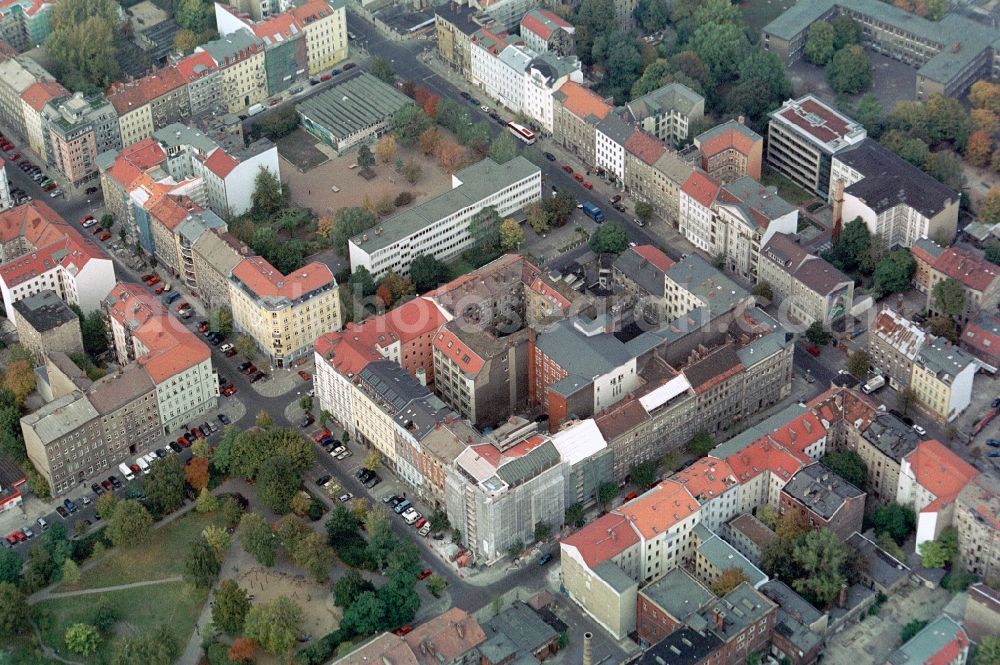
[583,632,593,665]
[831,178,845,243]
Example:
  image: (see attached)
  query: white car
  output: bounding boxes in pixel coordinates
[82,219,97,228]
[418,523,431,537]
[219,343,233,352]
[338,492,353,502]
[912,423,927,436]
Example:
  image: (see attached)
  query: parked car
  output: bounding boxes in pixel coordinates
[538,553,553,565]
[986,439,1000,447]
[394,626,413,636]
[562,165,573,174]
[55,506,69,518]
[109,476,122,489]
[63,498,77,513]
[413,517,427,529]
[418,523,431,537]
[338,492,353,502]
[91,483,104,495]
[912,423,927,436]
[298,370,311,381]
[99,232,111,241]
[219,343,233,353]
[543,152,555,161]
[36,517,48,530]
[251,371,267,383]
[218,413,231,425]
[300,414,315,427]
[364,473,381,488]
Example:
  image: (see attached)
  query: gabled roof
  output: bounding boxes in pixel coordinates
[695,119,762,157]
[904,439,978,513]
[176,51,219,81]
[433,326,486,376]
[562,512,640,567]
[232,257,335,305]
[681,170,721,208]
[717,176,795,230]
[792,255,851,296]
[872,309,926,362]
[932,246,1000,293]
[106,66,187,114]
[962,312,1000,360]
[203,148,239,178]
[20,80,68,112]
[401,608,485,664]
[623,129,666,165]
[672,456,737,502]
[617,479,699,539]
[553,81,610,122]
[520,8,572,40]
[887,616,969,665]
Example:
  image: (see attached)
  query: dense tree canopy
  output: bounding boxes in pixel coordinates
[827,45,872,94]
[820,451,867,490]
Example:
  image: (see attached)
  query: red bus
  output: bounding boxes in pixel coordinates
[507,121,536,145]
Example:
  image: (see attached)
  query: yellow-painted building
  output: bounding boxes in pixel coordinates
[291,0,348,76]
[228,256,341,367]
[910,338,977,423]
[198,29,267,113]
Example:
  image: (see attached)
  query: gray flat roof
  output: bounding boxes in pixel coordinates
[20,392,99,444]
[351,156,540,253]
[640,568,714,620]
[296,72,411,144]
[783,463,864,520]
[13,290,78,332]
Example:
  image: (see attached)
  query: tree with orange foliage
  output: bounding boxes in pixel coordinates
[965,130,993,167]
[414,85,431,108]
[3,358,35,407]
[970,80,1000,114]
[185,457,210,490]
[971,109,1000,137]
[436,141,465,173]
[228,637,259,663]
[376,282,394,308]
[418,127,440,156]
[374,134,397,164]
[711,567,751,596]
[424,94,440,118]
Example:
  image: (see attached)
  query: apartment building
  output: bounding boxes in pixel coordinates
[0,164,9,211]
[290,0,347,76]
[519,9,574,56]
[595,112,630,183]
[757,234,853,326]
[435,3,491,78]
[20,392,104,496]
[229,256,341,366]
[868,308,927,390]
[625,82,704,146]
[831,139,959,249]
[911,238,946,294]
[961,312,1000,371]
[779,463,865,540]
[637,568,715,646]
[766,95,865,199]
[176,51,223,116]
[896,439,979,549]
[924,246,1000,327]
[352,361,429,470]
[0,0,55,52]
[106,66,190,148]
[713,176,798,280]
[855,413,919,504]
[560,480,701,639]
[0,55,54,141]
[103,282,218,433]
[955,473,1000,582]
[43,92,122,186]
[888,617,970,665]
[762,0,1000,100]
[910,338,976,423]
[623,134,693,224]
[19,79,66,161]
[446,431,568,565]
[348,157,542,280]
[552,81,611,168]
[692,118,763,183]
[12,289,84,359]
[197,29,267,113]
[190,230,246,310]
[0,201,116,322]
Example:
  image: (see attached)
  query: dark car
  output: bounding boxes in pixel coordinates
[300,414,315,427]
[987,439,1000,448]
[109,476,123,489]
[251,371,267,383]
[538,553,553,565]
[543,152,555,161]
[364,473,381,488]
[92,483,104,495]
[155,448,168,458]
[169,442,183,453]
[56,506,69,518]
[218,413,231,425]
[101,479,113,492]
[342,62,355,70]
[85,186,98,194]
[417,568,432,580]
[993,398,1000,409]
[316,475,332,486]
[356,468,373,482]
[238,361,252,372]
[460,91,471,99]
[63,498,77,513]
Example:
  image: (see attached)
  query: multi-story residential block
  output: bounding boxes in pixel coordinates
[964,583,1000,643]
[723,513,775,565]
[12,289,84,359]
[297,72,411,153]
[762,0,1000,100]
[229,256,340,366]
[106,66,190,148]
[779,463,865,540]
[625,82,704,146]
[290,0,347,76]
[595,112,631,184]
[678,170,721,256]
[0,201,116,322]
[766,95,865,200]
[690,525,769,592]
[0,0,54,52]
[190,230,246,310]
[910,338,977,423]
[758,581,827,665]
[176,51,224,116]
[695,584,777,665]
[868,308,927,391]
[197,29,267,113]
[445,428,568,565]
[519,9,573,56]
[0,163,10,211]
[612,243,674,322]
[561,479,701,639]
[103,282,218,433]
[757,234,853,326]
[352,361,430,470]
[20,392,104,495]
[911,238,945,294]
[349,157,541,280]
[887,617,970,665]
[854,413,919,504]
[19,79,66,161]
[0,54,54,139]
[334,608,486,665]
[623,134,693,224]
[896,439,979,549]
[961,312,1000,371]
[636,626,721,665]
[692,118,763,183]
[552,81,611,167]
[435,3,494,78]
[830,138,959,249]
[924,246,1000,327]
[955,472,1000,581]
[43,92,121,186]
[637,568,715,646]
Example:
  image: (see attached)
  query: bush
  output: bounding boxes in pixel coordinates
[295,628,352,665]
[394,191,413,207]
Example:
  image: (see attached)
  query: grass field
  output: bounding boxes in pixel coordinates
[35,582,208,664]
[58,511,224,592]
[762,165,815,206]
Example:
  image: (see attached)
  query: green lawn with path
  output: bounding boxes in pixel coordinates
[35,582,208,664]
[58,511,224,591]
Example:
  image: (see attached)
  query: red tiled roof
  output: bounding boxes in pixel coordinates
[562,512,640,568]
[314,330,380,376]
[673,457,736,501]
[681,170,720,209]
[594,396,650,441]
[103,282,211,384]
[520,9,571,40]
[618,479,698,539]
[20,80,68,112]
[401,608,485,662]
[528,276,572,313]
[557,81,611,122]
[926,626,969,665]
[962,314,1000,360]
[0,199,67,245]
[808,385,878,432]
[203,149,239,178]
[623,130,666,166]
[433,327,486,376]
[382,297,448,344]
[630,245,674,272]
[468,434,548,468]
[148,195,200,232]
[932,247,1000,293]
[251,12,301,40]
[905,439,978,512]
[106,66,187,114]
[725,437,807,484]
[769,411,825,455]
[232,256,335,301]
[176,51,218,81]
[698,125,759,159]
[777,97,853,146]
[289,0,332,24]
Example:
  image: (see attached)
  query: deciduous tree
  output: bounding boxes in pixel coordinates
[589,221,628,255]
[933,277,966,319]
[375,134,397,164]
[971,80,1000,114]
[239,512,278,567]
[409,255,448,292]
[145,455,185,515]
[370,56,395,83]
[711,568,750,596]
[256,454,299,514]
[184,536,221,588]
[966,131,993,166]
[436,141,465,172]
[489,132,517,164]
[244,595,302,656]
[499,218,524,250]
[804,21,835,65]
[64,623,100,656]
[793,529,849,606]
[869,503,916,544]
[846,350,872,379]
[821,451,867,489]
[228,638,259,663]
[873,249,916,296]
[111,624,179,665]
[688,22,750,83]
[213,579,251,635]
[827,45,871,94]
[2,359,35,407]
[687,431,715,458]
[185,457,210,490]
[107,500,153,548]
[973,636,1000,665]
[250,166,286,218]
[173,28,199,53]
[919,527,958,568]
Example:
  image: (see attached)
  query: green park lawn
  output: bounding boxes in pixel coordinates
[35,582,208,664]
[58,511,224,591]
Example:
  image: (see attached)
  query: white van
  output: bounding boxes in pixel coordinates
[136,456,150,474]
[144,452,158,467]
[119,462,135,480]
[247,103,266,116]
